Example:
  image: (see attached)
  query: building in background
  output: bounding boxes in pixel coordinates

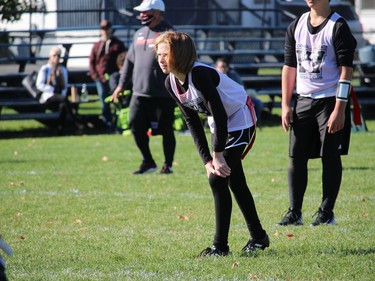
[355,0,375,44]
[0,0,372,70]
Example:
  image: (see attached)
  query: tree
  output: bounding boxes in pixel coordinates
[0,0,28,23]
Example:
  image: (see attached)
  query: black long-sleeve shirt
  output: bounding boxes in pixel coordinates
[165,64,252,164]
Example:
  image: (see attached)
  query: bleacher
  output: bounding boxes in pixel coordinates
[1,3,375,126]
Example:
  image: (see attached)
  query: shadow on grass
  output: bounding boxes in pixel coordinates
[344,166,375,171]
[1,105,374,139]
[0,117,113,139]
[320,247,375,256]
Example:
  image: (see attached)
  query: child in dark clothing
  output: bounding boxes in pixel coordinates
[155,31,269,257]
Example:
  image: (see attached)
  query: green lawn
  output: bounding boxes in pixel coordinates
[0,120,374,281]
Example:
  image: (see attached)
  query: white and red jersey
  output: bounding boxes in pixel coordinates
[169,62,254,133]
[165,62,254,164]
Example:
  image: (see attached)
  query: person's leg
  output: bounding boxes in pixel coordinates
[224,128,269,253]
[310,98,344,225]
[46,94,68,130]
[208,172,232,251]
[226,145,266,240]
[279,97,315,225]
[321,155,342,211]
[96,80,112,127]
[158,99,176,168]
[129,96,154,166]
[48,94,82,122]
[288,156,309,211]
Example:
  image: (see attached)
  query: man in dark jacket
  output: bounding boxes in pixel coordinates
[111,0,176,175]
[89,19,127,129]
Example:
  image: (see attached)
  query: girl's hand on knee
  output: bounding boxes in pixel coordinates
[212,152,231,178]
[205,161,215,178]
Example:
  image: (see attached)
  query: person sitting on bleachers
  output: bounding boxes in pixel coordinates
[36,47,82,133]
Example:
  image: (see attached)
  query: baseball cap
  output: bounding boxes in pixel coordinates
[100,20,112,30]
[134,0,165,12]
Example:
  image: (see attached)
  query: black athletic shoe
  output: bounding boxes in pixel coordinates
[277,208,303,226]
[197,245,230,258]
[241,234,270,255]
[160,164,173,174]
[0,260,8,281]
[133,161,157,175]
[310,208,336,226]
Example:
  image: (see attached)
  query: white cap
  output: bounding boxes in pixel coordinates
[134,0,165,12]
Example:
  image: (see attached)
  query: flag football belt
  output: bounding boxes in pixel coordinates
[241,96,257,160]
[351,87,362,126]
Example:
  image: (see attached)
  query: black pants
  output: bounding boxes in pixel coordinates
[208,143,266,249]
[288,96,350,212]
[129,96,176,167]
[288,156,342,212]
[46,94,78,129]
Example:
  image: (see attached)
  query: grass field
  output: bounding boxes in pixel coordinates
[0,118,374,281]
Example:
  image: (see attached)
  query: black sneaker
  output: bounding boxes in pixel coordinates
[197,245,230,258]
[310,208,336,226]
[277,208,303,226]
[241,234,270,255]
[0,261,7,281]
[133,161,157,175]
[160,164,173,174]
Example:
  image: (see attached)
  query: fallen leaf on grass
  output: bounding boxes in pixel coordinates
[248,273,259,279]
[232,261,239,268]
[19,235,25,240]
[286,234,295,239]
[274,231,282,236]
[9,181,24,187]
[177,215,189,221]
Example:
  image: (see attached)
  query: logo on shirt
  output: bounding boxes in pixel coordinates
[136,36,156,48]
[296,44,327,80]
[183,97,210,115]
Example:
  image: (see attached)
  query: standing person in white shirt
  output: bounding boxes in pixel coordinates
[278,0,356,226]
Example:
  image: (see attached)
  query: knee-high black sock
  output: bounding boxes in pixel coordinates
[162,128,176,167]
[321,156,342,211]
[288,157,309,211]
[223,145,266,239]
[132,131,153,163]
[208,173,231,249]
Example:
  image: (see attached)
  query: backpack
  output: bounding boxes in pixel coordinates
[22,70,45,99]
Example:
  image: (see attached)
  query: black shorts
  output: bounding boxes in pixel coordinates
[129,96,176,134]
[290,96,351,158]
[224,126,255,150]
